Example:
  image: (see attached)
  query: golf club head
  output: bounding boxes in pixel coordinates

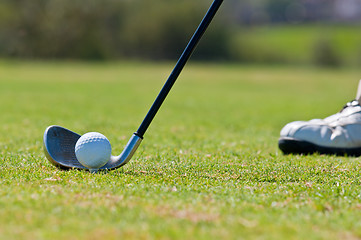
[43,125,142,170]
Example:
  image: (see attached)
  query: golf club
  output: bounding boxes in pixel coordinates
[43,0,224,170]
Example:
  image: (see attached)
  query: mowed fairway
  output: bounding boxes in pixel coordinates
[1,60,361,239]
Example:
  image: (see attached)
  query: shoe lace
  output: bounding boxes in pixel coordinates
[340,100,360,112]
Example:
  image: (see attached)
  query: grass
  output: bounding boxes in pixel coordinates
[232,24,361,65]
[1,60,361,239]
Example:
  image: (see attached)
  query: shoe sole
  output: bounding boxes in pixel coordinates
[278,137,361,157]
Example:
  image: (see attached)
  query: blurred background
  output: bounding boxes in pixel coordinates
[0,0,360,67]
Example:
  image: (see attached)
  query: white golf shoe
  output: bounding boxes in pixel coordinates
[279,100,361,156]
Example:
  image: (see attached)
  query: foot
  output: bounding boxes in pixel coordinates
[279,100,361,156]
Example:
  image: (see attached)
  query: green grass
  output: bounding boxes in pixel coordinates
[232,24,361,65]
[1,60,361,239]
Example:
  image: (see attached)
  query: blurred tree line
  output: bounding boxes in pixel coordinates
[0,0,231,60]
[0,0,360,66]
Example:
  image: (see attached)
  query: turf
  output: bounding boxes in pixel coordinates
[232,24,361,65]
[1,60,361,239]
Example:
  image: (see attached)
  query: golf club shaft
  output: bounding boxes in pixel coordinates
[135,0,223,138]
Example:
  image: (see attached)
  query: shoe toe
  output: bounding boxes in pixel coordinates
[281,122,354,148]
[280,120,333,145]
[292,124,331,145]
[280,121,310,138]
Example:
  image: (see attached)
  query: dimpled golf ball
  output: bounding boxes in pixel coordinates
[75,132,112,171]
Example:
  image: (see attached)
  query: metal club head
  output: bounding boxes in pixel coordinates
[43,125,142,170]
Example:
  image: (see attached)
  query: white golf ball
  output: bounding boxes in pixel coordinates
[75,132,112,171]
